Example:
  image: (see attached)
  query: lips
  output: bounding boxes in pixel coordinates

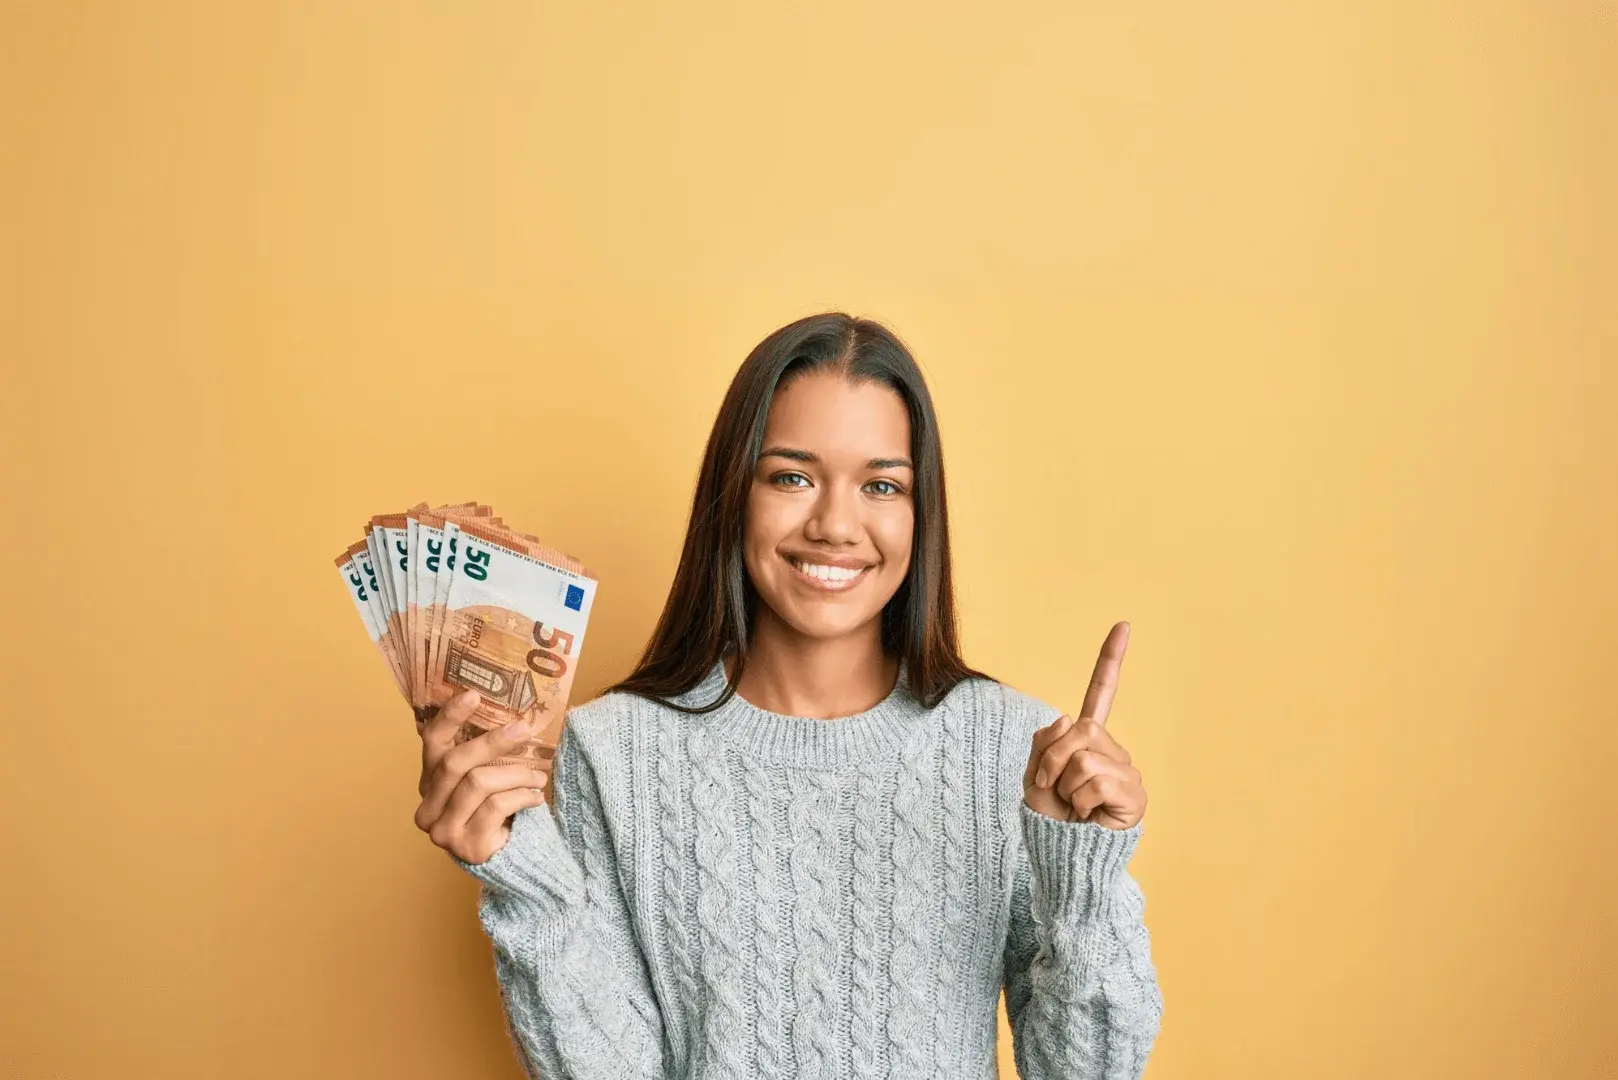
[783,553,873,591]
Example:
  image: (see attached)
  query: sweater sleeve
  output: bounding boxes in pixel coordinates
[995,679,1164,1080]
[454,721,668,1079]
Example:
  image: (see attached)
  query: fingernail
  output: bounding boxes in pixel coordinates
[457,689,480,708]
[531,770,548,787]
[506,719,533,739]
[1035,768,1048,787]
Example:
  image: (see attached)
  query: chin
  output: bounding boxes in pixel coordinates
[778,609,879,642]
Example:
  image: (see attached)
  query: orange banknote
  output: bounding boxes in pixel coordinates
[336,502,597,787]
[424,519,597,769]
[335,541,408,701]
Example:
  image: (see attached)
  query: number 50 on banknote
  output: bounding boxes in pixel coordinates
[336,502,599,771]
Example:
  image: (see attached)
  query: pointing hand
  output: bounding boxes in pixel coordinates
[1022,621,1148,830]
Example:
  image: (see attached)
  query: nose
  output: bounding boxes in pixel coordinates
[803,482,862,546]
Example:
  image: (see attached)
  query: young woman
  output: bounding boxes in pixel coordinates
[412,312,1163,1080]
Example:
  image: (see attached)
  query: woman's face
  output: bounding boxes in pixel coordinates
[744,370,916,644]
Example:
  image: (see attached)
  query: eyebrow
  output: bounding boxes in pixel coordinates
[760,446,914,471]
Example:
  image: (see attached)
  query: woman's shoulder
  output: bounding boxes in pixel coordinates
[560,687,661,752]
[935,673,1062,734]
[931,673,1061,795]
[551,688,667,809]
[997,680,1064,736]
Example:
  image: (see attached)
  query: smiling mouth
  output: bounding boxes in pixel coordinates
[782,554,874,591]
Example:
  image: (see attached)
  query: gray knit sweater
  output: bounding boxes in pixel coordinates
[456,662,1163,1079]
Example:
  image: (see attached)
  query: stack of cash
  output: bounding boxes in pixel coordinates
[336,501,599,771]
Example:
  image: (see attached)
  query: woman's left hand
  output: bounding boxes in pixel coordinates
[1022,621,1148,830]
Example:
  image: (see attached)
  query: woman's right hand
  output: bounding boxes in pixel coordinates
[415,689,551,865]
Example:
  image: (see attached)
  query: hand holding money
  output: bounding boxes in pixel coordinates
[414,689,550,864]
[335,500,598,828]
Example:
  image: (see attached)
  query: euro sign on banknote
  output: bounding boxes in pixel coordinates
[335,502,598,775]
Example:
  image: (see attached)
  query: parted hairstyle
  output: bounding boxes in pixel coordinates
[606,311,987,712]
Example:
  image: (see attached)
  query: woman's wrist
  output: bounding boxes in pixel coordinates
[1020,801,1143,918]
[455,803,583,913]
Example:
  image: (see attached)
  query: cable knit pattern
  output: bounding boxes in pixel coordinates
[658,705,699,1073]
[788,769,843,1080]
[847,763,885,1080]
[885,711,937,1078]
[742,761,787,1080]
[454,663,1163,1080]
[933,688,970,1075]
[689,725,749,1077]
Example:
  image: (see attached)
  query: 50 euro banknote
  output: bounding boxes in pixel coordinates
[336,540,406,698]
[337,503,598,777]
[421,521,597,769]
[408,503,497,705]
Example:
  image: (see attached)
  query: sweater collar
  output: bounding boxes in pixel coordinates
[675,657,931,767]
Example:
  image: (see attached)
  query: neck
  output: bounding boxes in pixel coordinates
[730,608,899,720]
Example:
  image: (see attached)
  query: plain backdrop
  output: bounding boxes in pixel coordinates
[3,2,1614,1077]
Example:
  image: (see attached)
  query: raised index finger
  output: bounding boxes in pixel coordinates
[1079,621,1130,726]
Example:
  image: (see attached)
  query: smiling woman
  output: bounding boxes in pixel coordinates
[613,312,983,714]
[748,378,919,663]
[416,312,1163,1080]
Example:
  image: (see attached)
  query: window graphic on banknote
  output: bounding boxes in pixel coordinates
[443,639,537,712]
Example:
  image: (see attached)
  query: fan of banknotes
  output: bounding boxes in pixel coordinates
[335,501,599,772]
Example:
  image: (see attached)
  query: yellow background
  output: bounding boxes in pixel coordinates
[4,2,1614,1077]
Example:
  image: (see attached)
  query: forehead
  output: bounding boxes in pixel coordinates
[762,372,911,459]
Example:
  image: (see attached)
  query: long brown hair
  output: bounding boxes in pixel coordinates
[607,311,987,711]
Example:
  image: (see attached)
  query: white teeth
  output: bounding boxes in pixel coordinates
[788,556,864,583]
